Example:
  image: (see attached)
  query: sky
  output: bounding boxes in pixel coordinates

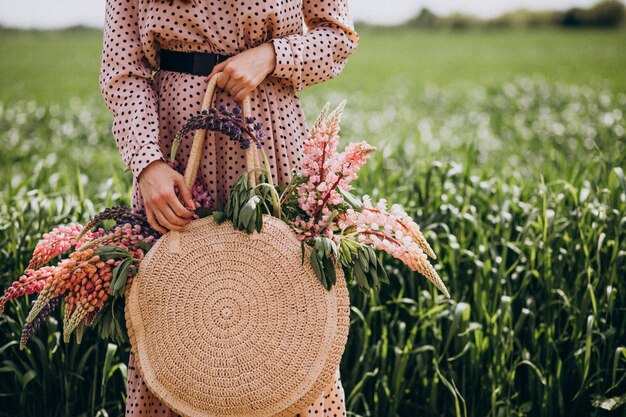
[0,0,611,29]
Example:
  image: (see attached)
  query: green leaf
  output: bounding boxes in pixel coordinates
[367,245,377,264]
[340,239,352,264]
[136,239,153,253]
[255,208,264,233]
[310,249,327,290]
[96,245,130,260]
[240,195,260,232]
[360,245,370,265]
[322,237,331,258]
[329,239,339,259]
[100,343,118,393]
[195,207,212,218]
[212,210,227,223]
[108,311,116,338]
[378,259,390,284]
[232,189,241,222]
[368,258,379,290]
[341,264,354,285]
[111,258,132,297]
[314,237,324,253]
[357,249,370,273]
[245,211,257,234]
[353,260,370,293]
[337,186,363,210]
[322,254,336,290]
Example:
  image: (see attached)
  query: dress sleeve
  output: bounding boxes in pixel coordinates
[270,0,359,92]
[99,0,164,180]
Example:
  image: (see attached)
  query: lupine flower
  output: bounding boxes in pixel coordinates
[337,195,449,297]
[20,296,63,349]
[292,101,375,240]
[0,266,56,314]
[76,206,143,241]
[27,224,104,270]
[22,219,155,345]
[123,209,163,241]
[173,104,266,156]
[61,256,114,343]
[78,222,158,252]
[26,248,105,323]
[191,179,213,214]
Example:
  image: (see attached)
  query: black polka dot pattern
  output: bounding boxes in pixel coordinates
[127,354,347,416]
[98,0,357,416]
[99,0,359,191]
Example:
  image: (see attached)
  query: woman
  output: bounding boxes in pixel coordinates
[99,0,359,415]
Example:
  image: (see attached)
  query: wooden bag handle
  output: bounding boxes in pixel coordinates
[169,73,263,253]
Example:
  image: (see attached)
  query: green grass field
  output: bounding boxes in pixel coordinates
[1,27,625,103]
[1,27,625,417]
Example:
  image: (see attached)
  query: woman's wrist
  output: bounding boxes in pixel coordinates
[259,41,277,77]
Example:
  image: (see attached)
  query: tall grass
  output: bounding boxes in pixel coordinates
[1,77,625,416]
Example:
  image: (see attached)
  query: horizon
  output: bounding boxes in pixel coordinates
[0,0,617,29]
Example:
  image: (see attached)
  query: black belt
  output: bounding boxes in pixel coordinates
[158,49,232,76]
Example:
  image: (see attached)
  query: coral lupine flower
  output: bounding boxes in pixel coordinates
[32,223,152,344]
[61,256,114,343]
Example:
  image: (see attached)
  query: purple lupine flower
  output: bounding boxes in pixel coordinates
[20,296,63,349]
[174,104,266,153]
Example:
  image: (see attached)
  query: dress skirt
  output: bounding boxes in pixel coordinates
[124,69,347,417]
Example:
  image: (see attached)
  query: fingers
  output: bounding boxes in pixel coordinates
[154,209,185,233]
[205,61,226,83]
[148,204,187,234]
[146,207,167,235]
[232,83,253,101]
[174,176,197,211]
[215,62,255,101]
[144,183,195,234]
[217,68,231,90]
[161,204,190,227]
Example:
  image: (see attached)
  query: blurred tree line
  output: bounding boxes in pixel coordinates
[401,0,625,30]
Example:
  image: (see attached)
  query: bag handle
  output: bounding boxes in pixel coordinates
[168,73,263,253]
[183,73,262,189]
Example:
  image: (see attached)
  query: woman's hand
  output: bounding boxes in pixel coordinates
[137,160,196,234]
[205,42,276,101]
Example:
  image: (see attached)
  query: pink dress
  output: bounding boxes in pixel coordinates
[98,0,359,416]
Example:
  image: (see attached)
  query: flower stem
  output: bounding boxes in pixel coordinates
[257,148,281,218]
[359,230,402,246]
[311,172,344,220]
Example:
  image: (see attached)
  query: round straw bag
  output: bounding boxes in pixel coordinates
[125,74,351,417]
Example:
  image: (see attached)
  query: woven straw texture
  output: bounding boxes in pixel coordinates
[125,213,351,417]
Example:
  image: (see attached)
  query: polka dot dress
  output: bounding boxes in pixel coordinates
[99,0,358,416]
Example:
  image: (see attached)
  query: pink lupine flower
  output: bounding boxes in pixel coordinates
[27,224,104,270]
[337,195,449,297]
[191,179,212,215]
[0,266,57,314]
[293,102,376,239]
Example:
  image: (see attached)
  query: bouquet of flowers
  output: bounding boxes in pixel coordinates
[0,100,449,349]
